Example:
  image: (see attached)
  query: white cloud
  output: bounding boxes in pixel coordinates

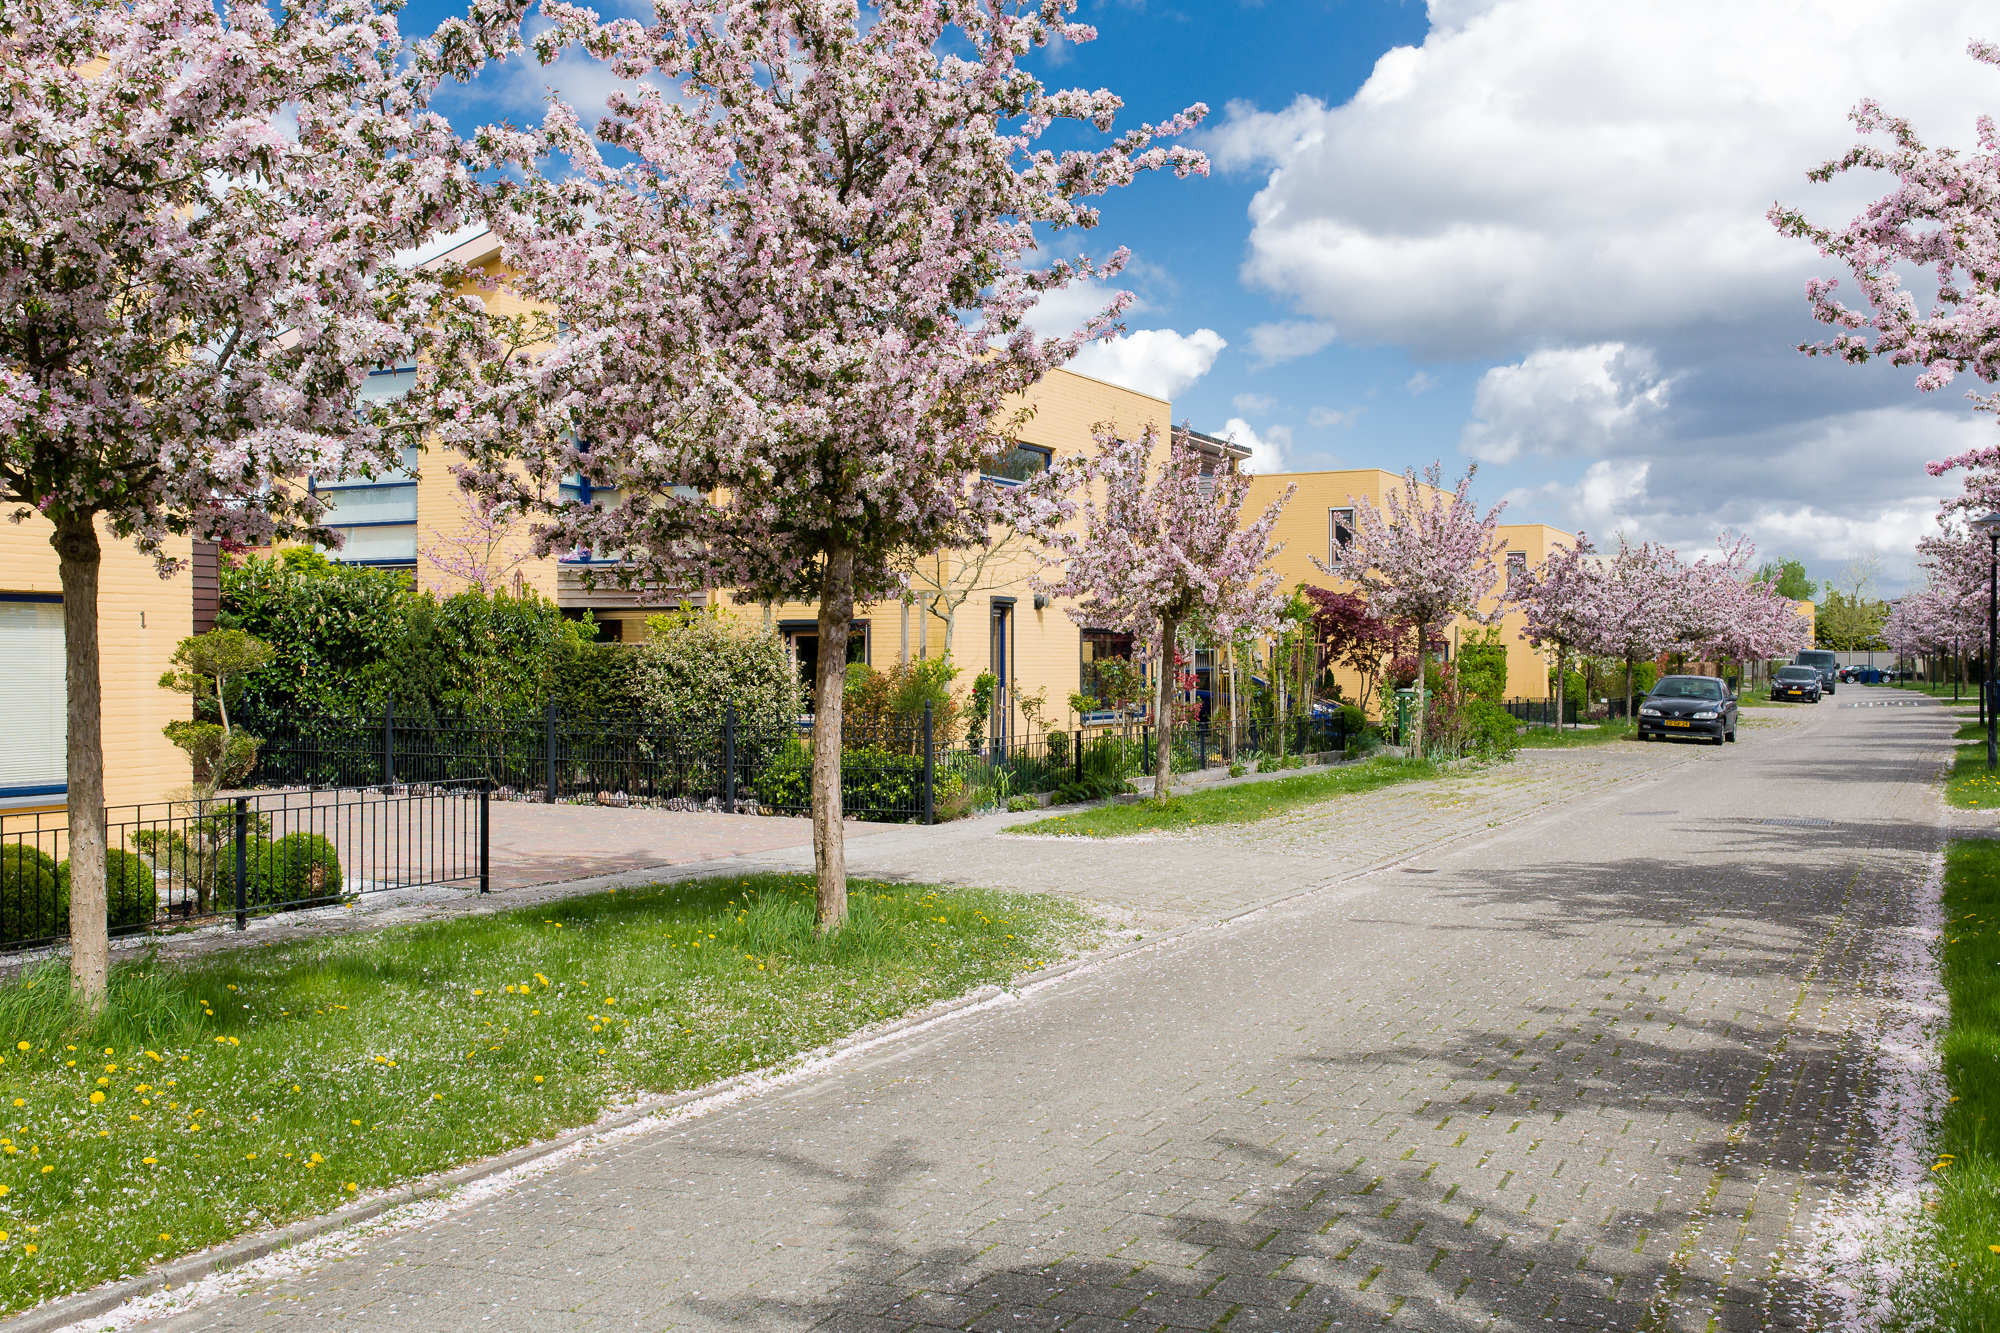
[1405,371,1438,395]
[1068,328,1227,402]
[1462,343,1670,463]
[1233,392,1278,415]
[1309,405,1364,429]
[1221,417,1291,474]
[1202,0,1998,358]
[1022,277,1138,342]
[1245,320,1339,367]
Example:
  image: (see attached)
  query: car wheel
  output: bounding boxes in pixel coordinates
[1725,727,1736,743]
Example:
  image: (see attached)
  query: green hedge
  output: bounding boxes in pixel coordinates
[756,741,928,819]
[55,849,160,934]
[212,834,345,913]
[0,846,60,943]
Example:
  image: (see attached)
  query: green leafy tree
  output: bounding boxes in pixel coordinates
[1755,557,1816,602]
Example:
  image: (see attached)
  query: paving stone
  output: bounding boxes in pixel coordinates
[131,698,1943,1333]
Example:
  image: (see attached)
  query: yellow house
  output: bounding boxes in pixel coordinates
[305,232,1182,741]
[0,520,193,815]
[1242,469,1573,711]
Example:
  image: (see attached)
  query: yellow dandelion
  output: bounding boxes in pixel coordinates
[9,1100,19,1108]
[346,1182,358,1193]
[12,1042,25,1052]
[142,1157,157,1165]
[159,1233,171,1242]
[39,1165,50,1174]
[88,1091,104,1104]
[533,1075,544,1084]
[23,1243,35,1254]
[349,1118,361,1126]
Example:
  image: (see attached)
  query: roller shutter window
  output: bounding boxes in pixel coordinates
[0,597,65,798]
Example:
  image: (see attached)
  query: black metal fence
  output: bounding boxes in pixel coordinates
[239,703,1351,824]
[0,782,488,950]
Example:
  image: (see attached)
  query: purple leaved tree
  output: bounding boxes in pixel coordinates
[1027,425,1292,802]
[1512,533,1601,728]
[431,0,1206,930]
[1323,463,1505,757]
[0,0,520,1002]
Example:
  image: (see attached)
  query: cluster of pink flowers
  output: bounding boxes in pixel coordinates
[1513,531,1810,713]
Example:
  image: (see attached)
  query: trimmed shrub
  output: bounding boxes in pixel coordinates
[757,741,926,819]
[253,833,344,908]
[212,833,344,913]
[0,846,61,943]
[55,849,160,934]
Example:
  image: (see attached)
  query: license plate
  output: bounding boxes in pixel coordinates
[1665,720,1692,728]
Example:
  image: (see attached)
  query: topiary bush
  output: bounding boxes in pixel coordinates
[56,848,160,934]
[210,833,344,913]
[0,845,62,943]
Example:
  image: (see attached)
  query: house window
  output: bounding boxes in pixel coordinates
[1080,628,1133,702]
[1328,508,1355,564]
[0,596,65,800]
[1506,551,1527,588]
[987,444,1052,485]
[782,621,869,699]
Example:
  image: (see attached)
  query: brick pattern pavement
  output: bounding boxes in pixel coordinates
[108,692,1951,1333]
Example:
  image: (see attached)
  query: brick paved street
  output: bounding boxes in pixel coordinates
[111,691,1946,1333]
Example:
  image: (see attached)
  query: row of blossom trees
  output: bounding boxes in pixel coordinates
[1512,532,1811,720]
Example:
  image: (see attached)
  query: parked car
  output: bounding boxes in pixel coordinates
[1771,665,1823,703]
[1636,674,1738,745]
[1792,648,1839,695]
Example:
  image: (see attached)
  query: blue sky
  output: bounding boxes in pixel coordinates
[408,0,2000,594]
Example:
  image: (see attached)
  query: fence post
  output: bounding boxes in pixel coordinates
[724,704,738,812]
[1073,729,1082,786]
[544,702,557,803]
[479,780,490,894]
[382,698,395,786]
[1198,719,1207,771]
[922,701,935,826]
[233,797,249,931]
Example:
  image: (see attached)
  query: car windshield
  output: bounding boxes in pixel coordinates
[1651,677,1723,700]
[1775,668,1817,681]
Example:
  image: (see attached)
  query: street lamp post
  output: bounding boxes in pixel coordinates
[1974,513,2000,771]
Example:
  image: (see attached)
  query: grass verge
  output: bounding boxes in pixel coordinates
[0,874,1093,1315]
[1907,839,2000,1323]
[1006,755,1441,837]
[1946,744,2000,809]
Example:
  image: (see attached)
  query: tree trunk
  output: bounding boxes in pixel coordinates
[1152,612,1176,802]
[812,546,855,933]
[1553,642,1567,739]
[53,513,108,1008]
[1625,659,1635,727]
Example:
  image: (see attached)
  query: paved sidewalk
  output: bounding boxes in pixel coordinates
[107,692,1949,1333]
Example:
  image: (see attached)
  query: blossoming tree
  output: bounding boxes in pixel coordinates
[430,0,1206,929]
[1512,533,1601,726]
[1570,536,1676,722]
[1027,425,1291,802]
[1324,463,1505,756]
[0,0,520,1001]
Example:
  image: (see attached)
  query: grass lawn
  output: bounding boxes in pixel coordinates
[1514,720,1637,748]
[1945,744,2000,809]
[1006,755,1440,837]
[0,874,1093,1315]
[1901,838,2000,1324]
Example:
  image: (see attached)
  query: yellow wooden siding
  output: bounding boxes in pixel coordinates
[0,518,193,811]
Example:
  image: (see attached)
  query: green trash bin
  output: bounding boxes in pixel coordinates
[1394,688,1421,745]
